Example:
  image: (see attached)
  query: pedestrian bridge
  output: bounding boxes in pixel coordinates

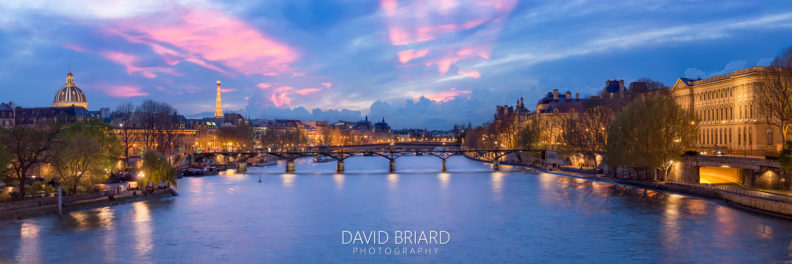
[196,142,539,173]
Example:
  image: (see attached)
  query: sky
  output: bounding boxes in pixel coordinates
[1,0,791,129]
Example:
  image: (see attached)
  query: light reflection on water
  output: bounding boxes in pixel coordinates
[0,156,790,263]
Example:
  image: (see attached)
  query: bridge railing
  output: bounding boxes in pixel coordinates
[666,179,792,203]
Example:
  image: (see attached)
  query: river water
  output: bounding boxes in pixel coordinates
[1,156,791,263]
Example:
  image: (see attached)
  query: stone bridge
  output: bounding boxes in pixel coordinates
[672,154,789,189]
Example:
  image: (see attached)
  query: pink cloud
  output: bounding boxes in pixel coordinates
[321,82,333,89]
[397,49,429,63]
[101,50,177,78]
[221,88,237,93]
[62,44,87,53]
[107,85,150,98]
[295,88,322,95]
[381,0,516,77]
[270,86,293,107]
[416,88,471,103]
[108,8,299,77]
[457,69,481,78]
[257,83,272,90]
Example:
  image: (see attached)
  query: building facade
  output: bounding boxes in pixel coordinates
[671,66,783,154]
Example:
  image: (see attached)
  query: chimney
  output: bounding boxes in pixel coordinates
[565,91,572,100]
[553,89,559,100]
[575,93,579,100]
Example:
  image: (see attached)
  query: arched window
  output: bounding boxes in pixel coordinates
[749,128,753,146]
[738,128,742,145]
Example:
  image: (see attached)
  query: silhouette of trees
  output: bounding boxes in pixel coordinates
[606,95,698,180]
[756,47,792,143]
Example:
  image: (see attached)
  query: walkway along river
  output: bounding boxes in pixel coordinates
[0,156,790,263]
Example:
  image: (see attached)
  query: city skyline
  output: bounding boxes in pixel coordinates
[2,0,792,129]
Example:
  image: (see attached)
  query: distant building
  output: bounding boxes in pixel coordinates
[53,70,88,109]
[0,102,14,128]
[671,66,783,154]
[601,80,626,99]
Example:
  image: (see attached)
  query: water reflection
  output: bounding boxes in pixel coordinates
[17,220,41,263]
[1,156,791,263]
[133,202,152,262]
[281,173,296,188]
[333,174,344,190]
[387,173,399,190]
[437,173,450,189]
[491,172,504,202]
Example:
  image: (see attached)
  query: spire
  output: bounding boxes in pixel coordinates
[215,80,223,119]
[65,70,75,87]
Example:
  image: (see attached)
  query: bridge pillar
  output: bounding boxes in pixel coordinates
[286,160,296,173]
[337,160,345,173]
[389,160,396,172]
[493,160,500,171]
[441,159,447,172]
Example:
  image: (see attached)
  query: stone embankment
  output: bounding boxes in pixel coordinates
[0,188,177,220]
[465,153,792,219]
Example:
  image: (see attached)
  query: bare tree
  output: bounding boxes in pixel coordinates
[757,47,792,142]
[111,103,137,169]
[562,105,615,172]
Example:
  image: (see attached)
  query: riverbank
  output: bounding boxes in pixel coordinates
[464,154,792,219]
[0,188,177,221]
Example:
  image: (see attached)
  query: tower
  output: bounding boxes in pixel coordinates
[215,80,223,119]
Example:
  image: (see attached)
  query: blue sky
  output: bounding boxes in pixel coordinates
[1,0,791,129]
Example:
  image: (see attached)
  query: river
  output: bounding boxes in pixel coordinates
[1,156,790,263]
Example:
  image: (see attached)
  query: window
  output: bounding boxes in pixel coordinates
[738,128,742,145]
[749,128,753,146]
[767,128,774,145]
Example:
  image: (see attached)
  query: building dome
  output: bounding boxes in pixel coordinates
[53,71,87,109]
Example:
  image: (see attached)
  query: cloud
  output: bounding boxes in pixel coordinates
[684,60,748,79]
[381,0,516,77]
[106,8,300,77]
[457,69,480,78]
[100,50,177,78]
[321,82,333,89]
[757,57,774,66]
[269,86,293,107]
[397,48,429,63]
[221,88,237,93]
[107,85,149,97]
[412,88,471,103]
[62,43,86,52]
[684,68,706,79]
[479,11,792,71]
[295,88,322,95]
[257,82,272,90]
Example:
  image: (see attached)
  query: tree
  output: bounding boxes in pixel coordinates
[779,140,792,174]
[135,100,180,154]
[562,105,615,172]
[51,120,121,194]
[516,119,541,149]
[756,47,792,143]
[0,125,59,199]
[0,144,11,184]
[218,123,255,151]
[111,103,138,169]
[606,94,698,180]
[139,150,177,188]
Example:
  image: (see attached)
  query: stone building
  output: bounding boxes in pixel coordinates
[671,66,783,154]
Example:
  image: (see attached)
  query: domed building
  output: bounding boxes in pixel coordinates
[53,70,87,109]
